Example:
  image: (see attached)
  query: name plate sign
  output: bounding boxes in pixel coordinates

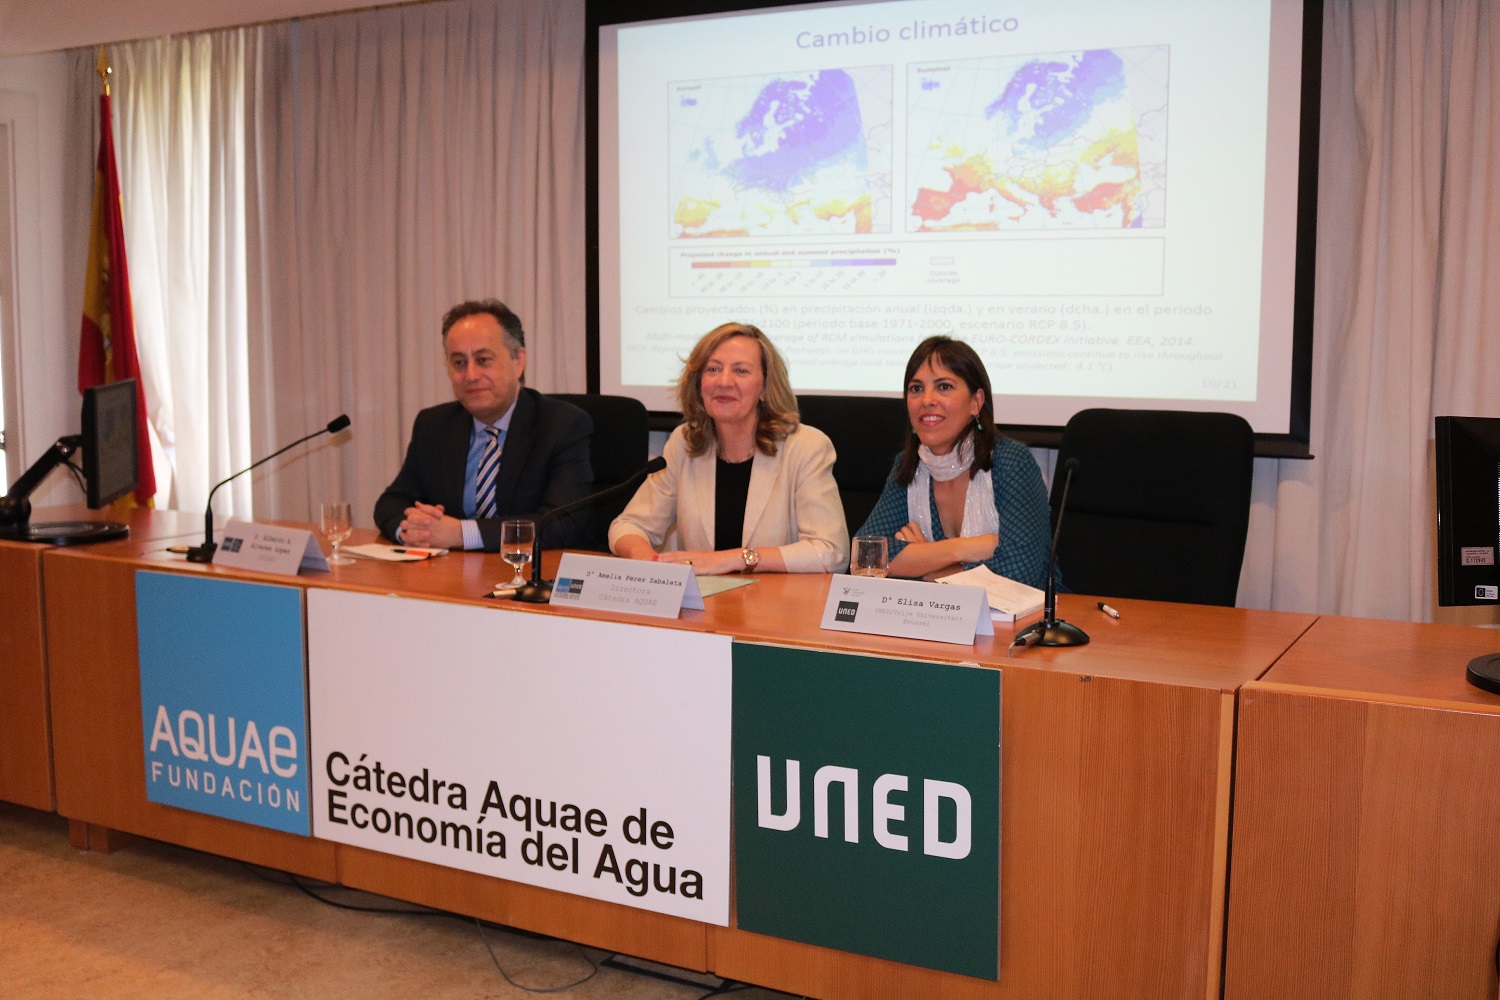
[819,574,992,645]
[550,553,704,619]
[214,519,329,575]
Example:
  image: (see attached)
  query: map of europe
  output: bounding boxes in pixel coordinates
[670,67,893,238]
[908,47,1169,232]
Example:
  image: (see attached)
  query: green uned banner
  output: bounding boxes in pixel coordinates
[733,643,1000,980]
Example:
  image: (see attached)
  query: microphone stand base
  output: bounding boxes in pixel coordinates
[1467,653,1500,695]
[1014,617,1090,647]
[512,581,554,604]
[185,544,217,564]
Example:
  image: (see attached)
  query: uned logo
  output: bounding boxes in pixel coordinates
[835,601,859,622]
[221,537,243,553]
[756,756,972,859]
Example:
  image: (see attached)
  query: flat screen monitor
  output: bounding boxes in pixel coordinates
[0,379,137,544]
[1435,415,1500,609]
[1434,414,1500,694]
[82,378,140,508]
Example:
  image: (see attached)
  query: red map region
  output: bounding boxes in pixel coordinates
[911,131,1142,231]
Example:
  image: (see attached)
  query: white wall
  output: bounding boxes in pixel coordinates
[0,50,85,505]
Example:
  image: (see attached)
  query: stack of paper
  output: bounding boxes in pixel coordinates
[343,543,447,562]
[937,565,1044,621]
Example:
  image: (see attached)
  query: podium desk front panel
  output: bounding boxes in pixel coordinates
[709,582,1315,1000]
[0,507,199,810]
[40,534,1319,998]
[1226,615,1500,1000]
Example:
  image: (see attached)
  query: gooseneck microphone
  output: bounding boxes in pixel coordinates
[1011,456,1089,649]
[186,414,351,563]
[512,456,668,603]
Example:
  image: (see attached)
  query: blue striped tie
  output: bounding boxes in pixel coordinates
[475,427,501,519]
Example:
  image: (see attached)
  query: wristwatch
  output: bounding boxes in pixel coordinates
[740,547,761,572]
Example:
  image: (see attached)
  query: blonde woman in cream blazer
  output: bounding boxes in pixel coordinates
[609,323,849,575]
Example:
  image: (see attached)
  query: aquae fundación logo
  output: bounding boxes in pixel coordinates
[136,571,312,835]
[147,707,303,815]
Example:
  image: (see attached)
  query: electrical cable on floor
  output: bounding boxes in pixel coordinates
[240,863,802,997]
[241,862,606,993]
[242,861,804,997]
[474,916,600,993]
[242,864,448,917]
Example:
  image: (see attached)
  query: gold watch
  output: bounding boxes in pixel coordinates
[740,547,760,572]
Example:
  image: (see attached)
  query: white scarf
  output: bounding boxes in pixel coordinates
[906,436,998,543]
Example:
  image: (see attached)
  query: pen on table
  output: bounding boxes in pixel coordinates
[1097,601,1121,619]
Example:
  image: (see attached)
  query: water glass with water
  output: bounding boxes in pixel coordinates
[850,534,889,578]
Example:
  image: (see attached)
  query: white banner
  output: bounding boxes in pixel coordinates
[307,590,732,924]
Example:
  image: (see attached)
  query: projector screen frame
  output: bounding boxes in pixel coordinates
[586,0,1321,458]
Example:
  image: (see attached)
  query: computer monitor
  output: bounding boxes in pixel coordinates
[82,378,140,509]
[1436,416,1500,606]
[1434,415,1500,692]
[0,379,139,545]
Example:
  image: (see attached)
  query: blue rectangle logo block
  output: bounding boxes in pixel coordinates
[136,571,311,835]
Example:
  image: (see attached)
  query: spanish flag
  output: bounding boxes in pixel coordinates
[78,49,155,505]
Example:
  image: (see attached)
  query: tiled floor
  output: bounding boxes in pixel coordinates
[0,803,799,1000]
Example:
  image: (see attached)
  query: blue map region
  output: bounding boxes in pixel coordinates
[984,50,1127,150]
[722,70,866,194]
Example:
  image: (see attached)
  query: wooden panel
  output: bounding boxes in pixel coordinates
[0,542,53,809]
[337,845,708,969]
[43,553,338,879]
[0,506,206,811]
[711,670,1236,1000]
[1223,689,1366,998]
[1226,614,1500,1000]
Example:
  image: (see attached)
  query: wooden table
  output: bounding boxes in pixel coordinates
[1224,615,1500,999]
[36,518,1319,999]
[0,506,199,810]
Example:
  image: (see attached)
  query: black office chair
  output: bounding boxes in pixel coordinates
[795,395,910,533]
[548,394,650,551]
[1052,408,1254,606]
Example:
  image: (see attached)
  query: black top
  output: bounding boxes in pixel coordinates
[714,455,753,552]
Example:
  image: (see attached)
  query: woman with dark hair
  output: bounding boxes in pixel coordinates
[609,322,849,574]
[856,336,1052,585]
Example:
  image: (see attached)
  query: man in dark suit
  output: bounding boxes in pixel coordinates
[374,300,592,551]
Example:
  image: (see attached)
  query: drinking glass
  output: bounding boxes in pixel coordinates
[850,534,889,578]
[500,519,536,587]
[319,501,353,565]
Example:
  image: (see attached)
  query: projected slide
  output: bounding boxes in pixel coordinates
[601,0,1306,434]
